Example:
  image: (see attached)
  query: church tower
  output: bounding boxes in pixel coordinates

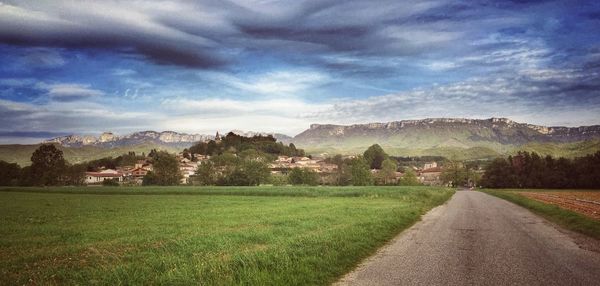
[215,131,222,142]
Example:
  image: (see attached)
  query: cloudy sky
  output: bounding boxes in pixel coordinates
[1,0,600,142]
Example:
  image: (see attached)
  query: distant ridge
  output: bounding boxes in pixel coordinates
[292,117,600,157]
[43,130,293,148]
[2,117,599,166]
[43,131,212,148]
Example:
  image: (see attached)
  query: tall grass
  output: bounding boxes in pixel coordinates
[0,186,453,285]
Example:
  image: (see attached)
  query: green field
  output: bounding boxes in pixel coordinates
[482,189,600,240]
[0,186,453,285]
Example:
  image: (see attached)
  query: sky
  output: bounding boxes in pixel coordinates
[1,0,600,143]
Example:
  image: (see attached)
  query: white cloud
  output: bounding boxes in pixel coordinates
[423,61,459,71]
[45,83,105,101]
[159,97,330,134]
[308,66,600,127]
[203,70,330,96]
[0,98,158,134]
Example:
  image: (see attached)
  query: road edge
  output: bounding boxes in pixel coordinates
[481,189,600,252]
[333,191,456,285]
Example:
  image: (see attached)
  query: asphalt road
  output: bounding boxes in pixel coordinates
[336,191,600,286]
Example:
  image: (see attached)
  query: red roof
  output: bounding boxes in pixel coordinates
[85,172,123,177]
[421,167,443,173]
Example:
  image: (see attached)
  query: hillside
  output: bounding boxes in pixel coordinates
[44,130,292,148]
[292,118,600,158]
[0,143,183,166]
[2,117,600,165]
[43,131,211,148]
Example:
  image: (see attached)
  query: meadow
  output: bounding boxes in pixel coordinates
[0,186,453,285]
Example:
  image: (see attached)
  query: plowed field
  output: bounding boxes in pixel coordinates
[519,191,600,220]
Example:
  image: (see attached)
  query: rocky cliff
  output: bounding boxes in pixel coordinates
[44,131,213,148]
[293,118,600,155]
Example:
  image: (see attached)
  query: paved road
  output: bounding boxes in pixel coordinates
[336,191,600,286]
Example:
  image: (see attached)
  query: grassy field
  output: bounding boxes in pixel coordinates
[482,189,600,240]
[0,186,453,285]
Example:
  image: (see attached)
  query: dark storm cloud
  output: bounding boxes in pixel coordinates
[0,0,469,69]
[1,0,599,71]
[0,1,228,68]
[237,25,373,52]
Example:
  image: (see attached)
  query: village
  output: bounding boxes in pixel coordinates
[84,152,447,186]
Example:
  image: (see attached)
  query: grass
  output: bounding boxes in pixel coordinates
[0,186,453,285]
[482,189,600,240]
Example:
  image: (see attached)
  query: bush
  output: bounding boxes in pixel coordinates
[349,157,373,186]
[269,174,289,186]
[288,168,319,186]
[146,152,182,186]
[102,178,120,186]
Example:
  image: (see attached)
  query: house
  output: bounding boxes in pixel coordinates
[423,162,438,170]
[179,163,198,184]
[269,156,338,174]
[123,163,153,185]
[130,166,149,177]
[418,166,443,186]
[371,169,404,184]
[193,154,209,162]
[85,169,124,184]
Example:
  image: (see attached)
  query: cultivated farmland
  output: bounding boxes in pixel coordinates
[0,186,453,285]
[483,189,600,239]
[518,191,600,220]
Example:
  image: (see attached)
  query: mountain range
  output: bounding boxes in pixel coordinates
[293,118,600,158]
[43,130,292,148]
[1,117,600,166]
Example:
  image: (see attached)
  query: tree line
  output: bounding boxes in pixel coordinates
[481,151,600,188]
[187,132,304,158]
[0,144,86,186]
[269,144,422,186]
[7,140,597,188]
[0,144,182,187]
[0,142,423,187]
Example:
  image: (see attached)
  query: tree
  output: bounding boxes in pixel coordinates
[441,159,467,187]
[188,132,305,157]
[148,149,159,160]
[102,178,120,186]
[288,168,319,186]
[19,166,34,186]
[142,171,157,186]
[64,163,86,186]
[182,149,191,160]
[327,154,351,186]
[363,144,388,169]
[399,168,420,186]
[237,159,270,186]
[481,158,517,188]
[30,144,67,186]
[378,158,398,185]
[193,161,218,186]
[146,151,182,185]
[349,157,373,186]
[194,151,271,186]
[0,161,21,186]
[269,173,289,186]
